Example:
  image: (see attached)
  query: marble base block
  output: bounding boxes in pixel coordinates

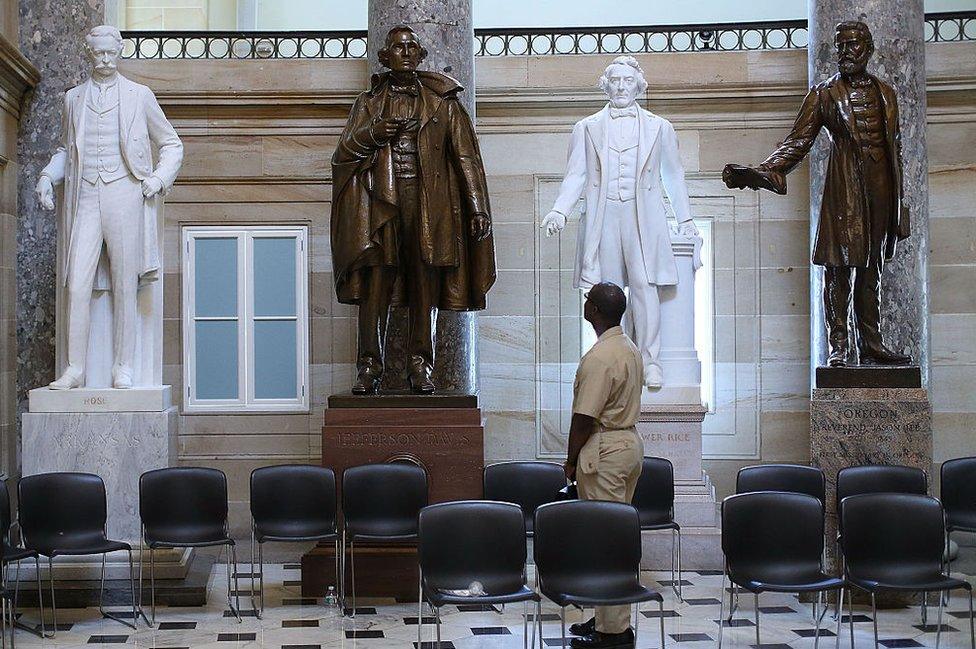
[637,403,721,569]
[28,386,172,412]
[22,406,180,579]
[811,387,932,573]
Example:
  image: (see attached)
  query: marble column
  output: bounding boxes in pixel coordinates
[366,0,477,394]
[16,1,104,413]
[808,0,929,381]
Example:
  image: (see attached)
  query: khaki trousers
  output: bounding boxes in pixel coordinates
[576,428,644,634]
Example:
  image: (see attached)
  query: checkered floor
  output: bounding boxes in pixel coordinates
[7,563,976,648]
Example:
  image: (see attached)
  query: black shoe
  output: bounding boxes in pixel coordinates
[570,628,635,649]
[569,617,595,637]
[860,344,912,365]
[827,348,848,367]
[408,366,436,394]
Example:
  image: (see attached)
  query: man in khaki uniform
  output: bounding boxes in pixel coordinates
[564,282,645,649]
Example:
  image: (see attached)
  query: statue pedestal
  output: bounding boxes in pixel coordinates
[810,369,932,582]
[302,392,485,600]
[20,389,187,585]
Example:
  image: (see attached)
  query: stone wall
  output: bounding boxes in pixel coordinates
[0,12,36,477]
[117,42,976,533]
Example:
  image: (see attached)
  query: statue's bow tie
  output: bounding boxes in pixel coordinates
[390,84,419,96]
[610,106,638,119]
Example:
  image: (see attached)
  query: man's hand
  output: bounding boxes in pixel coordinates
[35,175,55,211]
[564,461,576,481]
[471,213,491,241]
[142,176,164,198]
[676,221,700,237]
[369,117,409,145]
[540,211,566,237]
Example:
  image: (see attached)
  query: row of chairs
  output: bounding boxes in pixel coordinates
[724,460,976,649]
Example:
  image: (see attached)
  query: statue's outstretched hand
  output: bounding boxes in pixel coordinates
[723,163,787,195]
[471,213,492,242]
[35,175,55,211]
[540,211,566,237]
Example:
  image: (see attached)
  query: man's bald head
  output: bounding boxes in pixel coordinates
[586,282,627,326]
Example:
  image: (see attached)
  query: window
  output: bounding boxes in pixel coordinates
[182,226,308,412]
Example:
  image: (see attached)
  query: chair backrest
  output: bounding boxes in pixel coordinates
[140,467,229,543]
[631,457,674,526]
[483,461,565,533]
[419,500,526,596]
[940,457,976,530]
[534,500,641,595]
[836,464,927,515]
[250,465,337,535]
[841,493,945,582]
[722,492,825,581]
[342,462,428,535]
[19,472,108,547]
[736,464,826,508]
[0,478,11,545]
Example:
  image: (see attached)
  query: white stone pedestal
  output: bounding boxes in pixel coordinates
[637,233,722,569]
[21,391,188,580]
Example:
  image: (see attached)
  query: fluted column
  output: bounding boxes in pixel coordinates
[367,0,477,393]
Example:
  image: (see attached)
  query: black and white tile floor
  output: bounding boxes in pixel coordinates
[9,564,976,648]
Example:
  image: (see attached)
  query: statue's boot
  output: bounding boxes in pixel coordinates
[352,359,382,395]
[407,358,435,394]
[50,365,84,390]
[827,339,849,368]
[113,365,134,389]
[823,268,851,368]
[859,343,912,366]
[853,264,911,365]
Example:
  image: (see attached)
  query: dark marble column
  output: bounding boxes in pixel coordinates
[366,0,477,394]
[808,0,929,381]
[16,1,103,411]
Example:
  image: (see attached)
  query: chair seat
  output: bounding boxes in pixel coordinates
[731,570,845,594]
[345,520,418,541]
[33,536,129,557]
[947,511,976,534]
[541,581,663,608]
[848,574,972,593]
[640,519,679,532]
[146,527,234,549]
[347,531,418,544]
[425,584,540,607]
[255,520,337,543]
[2,544,37,563]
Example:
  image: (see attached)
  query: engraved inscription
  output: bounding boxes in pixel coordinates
[641,432,691,443]
[337,431,471,448]
[824,406,923,434]
[57,427,142,452]
[84,396,107,406]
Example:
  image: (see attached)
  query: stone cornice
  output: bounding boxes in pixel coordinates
[0,32,39,119]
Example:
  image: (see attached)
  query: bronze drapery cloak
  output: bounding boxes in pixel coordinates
[330,70,496,310]
[760,72,909,268]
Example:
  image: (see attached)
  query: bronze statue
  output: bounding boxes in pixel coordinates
[723,21,911,368]
[331,26,495,394]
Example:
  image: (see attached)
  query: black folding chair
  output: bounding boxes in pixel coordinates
[941,457,976,539]
[719,492,844,649]
[18,472,139,635]
[535,500,665,649]
[342,462,427,616]
[0,479,45,638]
[483,461,566,536]
[249,465,339,618]
[419,501,542,648]
[632,457,683,600]
[841,493,975,649]
[140,467,241,624]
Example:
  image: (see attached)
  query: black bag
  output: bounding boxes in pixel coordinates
[558,482,578,500]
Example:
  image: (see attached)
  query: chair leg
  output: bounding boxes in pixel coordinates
[417,569,423,649]
[968,588,975,649]
[848,586,855,649]
[25,556,47,638]
[333,537,340,615]
[135,531,150,627]
[536,600,544,649]
[340,528,346,615]
[227,545,242,623]
[658,598,666,649]
[871,592,879,649]
[834,587,843,649]
[936,589,945,649]
[634,602,639,638]
[350,541,356,619]
[46,558,57,639]
[754,593,761,647]
[149,547,156,626]
[97,552,137,630]
[523,599,528,649]
[257,541,264,617]
[812,591,822,649]
[718,570,726,649]
[923,591,928,626]
[435,606,442,649]
[2,591,7,649]
[560,607,567,649]
[250,526,260,619]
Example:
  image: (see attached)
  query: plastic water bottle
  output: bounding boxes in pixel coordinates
[325,585,338,608]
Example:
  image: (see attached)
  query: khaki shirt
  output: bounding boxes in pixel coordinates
[572,326,644,430]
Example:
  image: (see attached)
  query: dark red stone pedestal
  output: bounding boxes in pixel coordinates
[301,392,485,599]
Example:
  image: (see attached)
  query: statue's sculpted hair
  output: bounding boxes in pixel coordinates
[85,25,124,53]
[835,21,874,47]
[598,55,648,94]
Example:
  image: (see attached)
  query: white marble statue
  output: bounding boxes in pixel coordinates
[541,55,698,388]
[35,25,183,390]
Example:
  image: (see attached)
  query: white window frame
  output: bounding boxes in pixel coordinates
[182,225,309,413]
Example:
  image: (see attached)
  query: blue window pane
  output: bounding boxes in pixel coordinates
[254,320,297,399]
[194,238,238,317]
[253,237,297,317]
[195,320,239,399]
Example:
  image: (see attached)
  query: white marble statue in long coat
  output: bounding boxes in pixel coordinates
[35,25,183,390]
[542,56,698,388]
